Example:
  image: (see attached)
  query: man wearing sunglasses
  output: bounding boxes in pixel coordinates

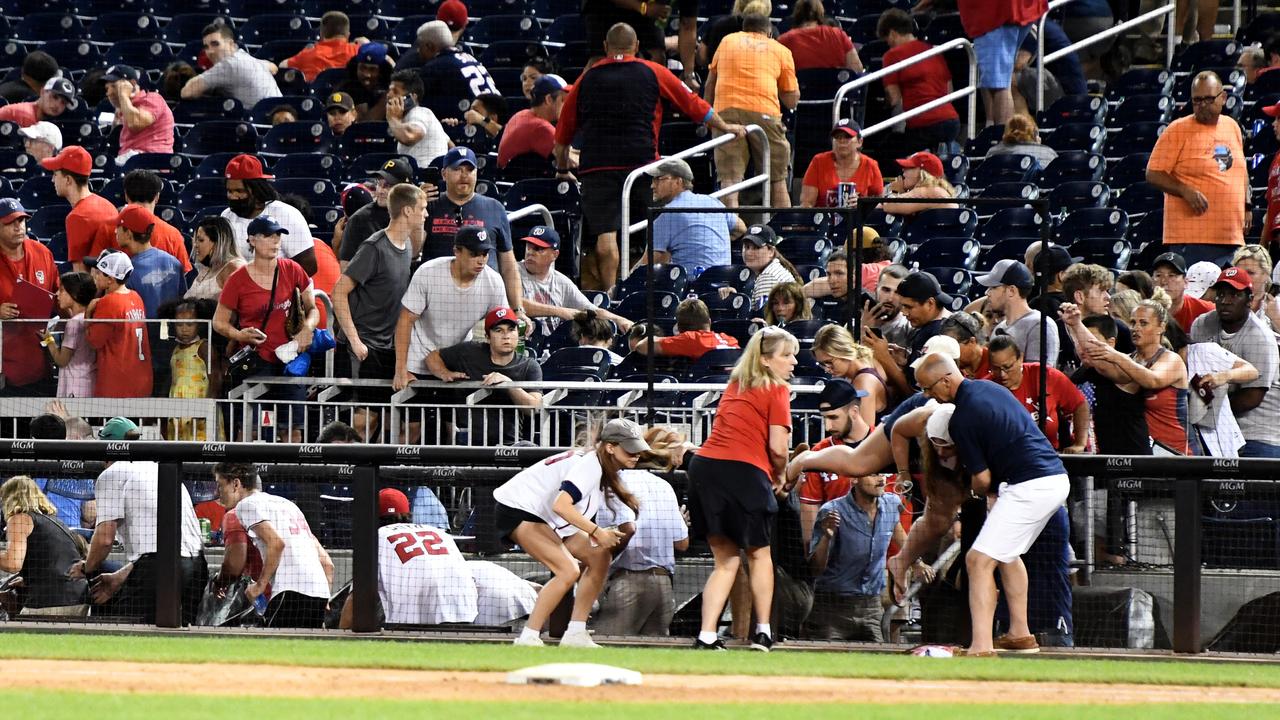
[1146,71,1249,267]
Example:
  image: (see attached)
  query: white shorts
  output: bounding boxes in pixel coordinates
[971,474,1070,563]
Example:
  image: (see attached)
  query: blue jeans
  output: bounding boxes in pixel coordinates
[1240,440,1280,458]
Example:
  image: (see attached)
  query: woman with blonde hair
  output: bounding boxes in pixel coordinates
[1231,244,1280,331]
[689,326,798,651]
[985,112,1057,169]
[882,151,958,216]
[762,282,812,326]
[811,324,889,425]
[0,475,88,616]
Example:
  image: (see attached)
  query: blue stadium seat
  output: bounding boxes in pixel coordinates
[690,347,744,378]
[541,346,612,381]
[544,13,585,44]
[121,152,192,183]
[616,290,679,320]
[250,96,323,125]
[271,153,341,182]
[944,154,970,186]
[343,152,415,182]
[921,12,964,44]
[1171,39,1240,74]
[51,119,102,152]
[768,209,833,237]
[238,14,313,47]
[975,206,1048,244]
[1038,94,1105,129]
[969,153,1041,189]
[274,177,340,207]
[0,150,37,181]
[780,318,827,345]
[1043,122,1105,154]
[87,12,162,42]
[260,121,332,157]
[1106,68,1173,101]
[15,13,87,42]
[226,0,301,20]
[965,124,1005,158]
[1068,237,1131,271]
[918,266,970,296]
[300,0,378,18]
[469,14,542,44]
[1108,94,1172,129]
[28,204,72,241]
[41,40,103,72]
[1047,180,1109,216]
[775,234,833,266]
[467,0,531,16]
[617,263,688,297]
[347,14,392,41]
[1105,152,1153,190]
[334,121,394,160]
[480,40,549,71]
[977,237,1039,270]
[191,151,243,179]
[1,0,77,15]
[1103,122,1166,160]
[502,177,582,240]
[163,13,232,44]
[906,236,980,271]
[17,177,62,211]
[711,319,759,347]
[181,120,258,157]
[177,177,230,213]
[391,14,433,46]
[1129,210,1165,249]
[1114,181,1163,221]
[690,264,755,296]
[1040,150,1105,185]
[105,39,177,70]
[899,207,977,244]
[975,181,1038,202]
[173,97,247,125]
[1055,207,1129,241]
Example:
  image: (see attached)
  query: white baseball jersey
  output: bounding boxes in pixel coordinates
[94,461,203,563]
[468,560,537,626]
[234,492,330,599]
[598,470,688,575]
[492,450,605,538]
[377,522,477,624]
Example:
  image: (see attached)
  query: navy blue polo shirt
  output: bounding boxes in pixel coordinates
[880,391,929,440]
[949,379,1065,484]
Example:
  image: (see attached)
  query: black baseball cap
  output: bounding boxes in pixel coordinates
[741,224,779,247]
[816,378,867,411]
[103,64,140,83]
[1152,252,1187,275]
[374,157,414,184]
[896,271,953,306]
[454,225,495,253]
[1034,245,1080,275]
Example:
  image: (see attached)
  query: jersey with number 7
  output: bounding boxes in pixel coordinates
[86,288,152,397]
[377,522,478,625]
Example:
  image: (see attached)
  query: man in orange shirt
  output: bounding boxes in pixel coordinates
[89,170,192,273]
[85,249,152,398]
[41,146,117,273]
[1146,71,1249,267]
[281,12,367,82]
[0,199,58,396]
[706,8,799,208]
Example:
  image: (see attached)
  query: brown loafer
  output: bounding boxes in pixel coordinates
[993,634,1040,653]
[955,648,998,658]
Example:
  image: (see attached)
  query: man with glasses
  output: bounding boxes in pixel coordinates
[635,158,744,272]
[912,352,1069,656]
[1147,71,1249,267]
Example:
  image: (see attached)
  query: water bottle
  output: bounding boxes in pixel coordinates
[254,593,267,615]
[516,318,527,357]
[693,265,705,280]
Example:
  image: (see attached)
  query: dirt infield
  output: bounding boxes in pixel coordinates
[2,659,1277,704]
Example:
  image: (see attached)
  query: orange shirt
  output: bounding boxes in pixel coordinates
[86,289,152,397]
[1173,294,1214,332]
[709,31,798,116]
[1147,114,1247,246]
[91,207,193,273]
[0,239,58,387]
[655,329,740,360]
[67,194,119,265]
[698,381,791,477]
[311,238,339,297]
[283,38,360,82]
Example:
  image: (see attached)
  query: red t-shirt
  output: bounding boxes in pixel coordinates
[218,259,312,362]
[0,239,58,387]
[777,25,853,71]
[1262,150,1280,243]
[311,238,339,298]
[958,0,1048,38]
[802,151,885,207]
[1173,295,1214,333]
[86,288,152,397]
[1006,362,1085,449]
[882,40,959,129]
[965,346,992,380]
[0,102,39,127]
[118,90,175,156]
[497,108,555,168]
[91,207,193,273]
[67,194,119,265]
[799,434,853,505]
[698,381,792,477]
[222,509,265,584]
[656,329,740,360]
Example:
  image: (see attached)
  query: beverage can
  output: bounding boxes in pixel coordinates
[517,318,528,356]
[199,518,211,543]
[837,182,857,207]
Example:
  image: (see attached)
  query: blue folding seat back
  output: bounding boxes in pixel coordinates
[181,120,258,156]
[164,14,233,44]
[173,97,247,125]
[15,13,87,43]
[1038,94,1105,129]
[899,207,977,244]
[87,12,163,42]
[1104,122,1166,159]
[1106,152,1152,190]
[237,14,313,46]
[690,264,755,295]
[272,153,342,182]
[1043,123,1105,154]
[965,124,1005,158]
[105,39,177,70]
[335,121,394,160]
[617,263,688,297]
[977,237,1038,271]
[41,40,103,71]
[1114,181,1163,220]
[1068,237,1131,271]
[775,233,833,265]
[1105,68,1173,101]
[616,290,679,319]
[970,153,1041,188]
[906,236,980,271]
[1108,94,1172,128]
[976,206,1048,244]
[260,120,333,156]
[1056,207,1129,241]
[274,177,340,207]
[1048,180,1109,216]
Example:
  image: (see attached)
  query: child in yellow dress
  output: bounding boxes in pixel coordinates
[167,300,212,440]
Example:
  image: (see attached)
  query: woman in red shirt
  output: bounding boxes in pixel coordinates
[987,334,1090,453]
[940,312,991,379]
[689,325,798,651]
[778,0,863,72]
[213,217,318,441]
[799,119,884,208]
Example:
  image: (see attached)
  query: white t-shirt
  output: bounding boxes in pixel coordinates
[400,256,507,374]
[468,559,536,625]
[397,106,450,169]
[234,491,330,599]
[597,470,688,575]
[377,522,477,624]
[222,200,314,261]
[94,461,203,563]
[493,449,604,538]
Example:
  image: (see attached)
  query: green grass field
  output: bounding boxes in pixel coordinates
[5,631,1280,718]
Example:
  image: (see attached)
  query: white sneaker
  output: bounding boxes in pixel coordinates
[513,634,545,647]
[559,630,601,649]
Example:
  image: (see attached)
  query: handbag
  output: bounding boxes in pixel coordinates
[224,264,280,387]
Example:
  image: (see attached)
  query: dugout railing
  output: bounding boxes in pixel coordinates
[3,439,1280,654]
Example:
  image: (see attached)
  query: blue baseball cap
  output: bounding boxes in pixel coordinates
[356,42,387,65]
[443,146,478,168]
[530,73,568,104]
[454,225,494,253]
[0,198,29,225]
[523,225,560,249]
[246,215,288,236]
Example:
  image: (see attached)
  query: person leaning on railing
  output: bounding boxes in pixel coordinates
[0,475,90,618]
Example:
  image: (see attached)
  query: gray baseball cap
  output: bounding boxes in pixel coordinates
[598,418,651,454]
[645,158,693,183]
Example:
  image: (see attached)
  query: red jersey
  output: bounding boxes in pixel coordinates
[67,193,118,265]
[698,381,791,477]
[1006,362,1085,449]
[799,434,854,505]
[497,108,555,168]
[965,345,992,380]
[1172,295,1214,333]
[222,509,266,585]
[0,239,58,387]
[86,289,152,397]
[91,206,193,272]
[656,329,740,360]
[218,259,312,362]
[802,151,884,207]
[283,38,360,82]
[0,102,39,127]
[882,40,960,129]
[1262,149,1280,244]
[777,25,853,71]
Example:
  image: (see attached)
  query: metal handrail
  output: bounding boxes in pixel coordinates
[506,202,553,227]
[832,37,978,142]
[618,123,771,282]
[1037,1,1177,110]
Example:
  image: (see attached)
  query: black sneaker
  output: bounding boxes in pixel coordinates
[693,637,726,650]
[750,632,774,652]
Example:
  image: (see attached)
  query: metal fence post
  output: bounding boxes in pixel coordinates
[155,461,182,629]
[350,464,380,633]
[1173,477,1203,653]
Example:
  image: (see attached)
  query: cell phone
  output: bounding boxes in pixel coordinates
[867,327,884,339]
[422,166,442,188]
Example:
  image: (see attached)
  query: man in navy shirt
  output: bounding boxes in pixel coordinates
[913,352,1069,657]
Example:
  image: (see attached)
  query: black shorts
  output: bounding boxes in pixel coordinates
[687,455,777,549]
[494,502,545,546]
[264,590,328,629]
[580,170,651,244]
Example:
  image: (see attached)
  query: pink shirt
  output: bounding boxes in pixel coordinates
[118,90,174,156]
[0,102,39,127]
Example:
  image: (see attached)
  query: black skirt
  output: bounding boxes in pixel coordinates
[687,455,777,549]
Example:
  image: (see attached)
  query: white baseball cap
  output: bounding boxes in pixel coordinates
[90,249,133,281]
[18,121,62,151]
[926,403,955,445]
[1185,261,1222,299]
[910,334,961,369]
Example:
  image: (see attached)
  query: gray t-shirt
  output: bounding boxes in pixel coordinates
[997,309,1060,368]
[401,256,507,374]
[343,229,412,349]
[200,49,282,108]
[517,262,591,328]
[1190,312,1280,443]
[438,340,543,445]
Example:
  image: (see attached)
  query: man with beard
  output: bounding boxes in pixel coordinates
[219,154,316,275]
[976,258,1058,366]
[797,379,873,549]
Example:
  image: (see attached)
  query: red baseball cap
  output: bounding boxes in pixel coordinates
[1263,102,1280,118]
[1213,266,1254,292]
[225,154,273,180]
[484,306,519,331]
[40,145,93,176]
[378,488,410,517]
[117,205,157,235]
[437,0,468,30]
[896,151,945,179]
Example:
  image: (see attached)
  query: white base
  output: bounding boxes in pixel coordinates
[506,663,643,687]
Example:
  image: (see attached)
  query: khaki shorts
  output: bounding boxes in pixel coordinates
[712,107,790,183]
